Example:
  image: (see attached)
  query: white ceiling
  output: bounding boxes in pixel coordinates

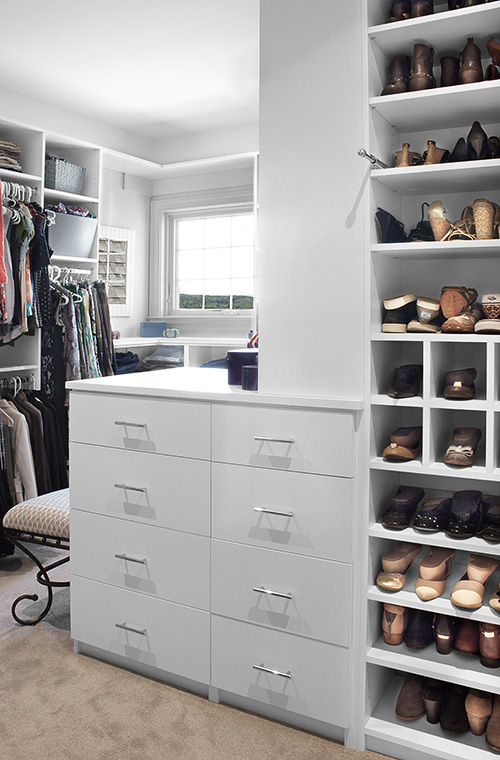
[0,0,259,142]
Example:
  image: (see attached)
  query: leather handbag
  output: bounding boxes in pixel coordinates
[375,207,408,243]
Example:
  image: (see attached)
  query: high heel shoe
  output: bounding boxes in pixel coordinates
[427,201,451,241]
[446,136,468,162]
[411,0,433,16]
[423,140,450,165]
[450,553,500,609]
[489,136,500,158]
[394,143,423,167]
[386,0,412,21]
[485,63,500,80]
[467,121,492,160]
[459,38,483,85]
[473,197,496,239]
[382,603,409,644]
[415,547,456,601]
[487,36,500,67]
[376,542,422,591]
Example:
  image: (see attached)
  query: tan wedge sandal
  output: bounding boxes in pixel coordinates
[415,547,456,601]
[451,554,500,609]
[473,198,496,240]
[376,542,422,591]
[427,201,451,241]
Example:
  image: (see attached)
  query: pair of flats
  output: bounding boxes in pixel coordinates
[382,427,422,461]
[387,365,477,399]
[382,293,442,333]
[444,426,481,467]
[450,554,500,610]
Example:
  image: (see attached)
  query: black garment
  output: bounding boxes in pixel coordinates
[29,205,52,328]
[12,393,52,495]
[27,393,68,490]
[0,425,15,556]
[41,292,68,456]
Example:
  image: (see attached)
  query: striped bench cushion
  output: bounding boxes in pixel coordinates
[2,489,70,540]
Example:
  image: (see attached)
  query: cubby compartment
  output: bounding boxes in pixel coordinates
[371,404,423,464]
[371,339,423,401]
[430,341,487,405]
[44,138,100,200]
[429,408,487,471]
[0,118,44,178]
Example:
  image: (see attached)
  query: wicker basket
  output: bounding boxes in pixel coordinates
[45,154,86,195]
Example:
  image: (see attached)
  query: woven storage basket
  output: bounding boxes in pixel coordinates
[45,154,86,195]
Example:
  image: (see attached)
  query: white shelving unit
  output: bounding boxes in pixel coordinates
[365,1,500,758]
[113,336,248,368]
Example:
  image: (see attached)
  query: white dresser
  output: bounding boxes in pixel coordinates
[68,368,362,740]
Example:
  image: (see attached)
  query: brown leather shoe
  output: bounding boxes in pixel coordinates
[386,0,412,21]
[443,367,477,400]
[441,55,460,87]
[487,694,500,751]
[487,36,500,67]
[455,618,480,655]
[459,38,483,85]
[382,603,409,645]
[396,673,426,720]
[423,141,450,165]
[381,56,411,96]
[440,286,478,318]
[395,143,423,167]
[479,622,500,668]
[411,0,434,16]
[441,304,483,334]
[466,689,492,736]
[409,44,436,91]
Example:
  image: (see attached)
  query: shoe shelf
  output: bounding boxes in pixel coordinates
[371,457,492,480]
[370,82,500,133]
[366,675,494,760]
[368,555,500,624]
[369,521,498,555]
[372,159,500,195]
[373,241,500,260]
[372,334,500,342]
[368,3,500,57]
[367,638,500,695]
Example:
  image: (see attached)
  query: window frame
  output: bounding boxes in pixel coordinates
[149,181,256,333]
[167,204,255,316]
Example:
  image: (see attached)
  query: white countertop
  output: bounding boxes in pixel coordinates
[67,367,363,410]
[113,336,247,348]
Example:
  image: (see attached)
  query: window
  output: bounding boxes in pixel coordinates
[171,208,255,313]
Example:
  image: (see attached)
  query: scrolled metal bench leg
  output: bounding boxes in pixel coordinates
[7,536,70,626]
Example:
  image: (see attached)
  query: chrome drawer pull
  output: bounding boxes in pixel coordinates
[253,663,292,679]
[254,507,294,518]
[114,553,147,565]
[114,483,147,493]
[114,421,147,428]
[115,622,147,636]
[254,436,295,444]
[253,586,293,600]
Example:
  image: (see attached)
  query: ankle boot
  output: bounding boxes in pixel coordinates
[423,140,450,164]
[485,63,500,80]
[387,0,412,21]
[467,120,492,160]
[381,55,411,96]
[411,0,434,16]
[441,56,460,87]
[479,622,500,668]
[487,37,500,67]
[409,44,436,91]
[459,38,483,85]
[462,0,485,5]
[395,143,423,167]
[448,0,460,7]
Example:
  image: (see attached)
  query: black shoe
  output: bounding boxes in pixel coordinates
[404,608,435,650]
[388,364,423,398]
[467,121,492,161]
[440,685,470,734]
[446,490,483,538]
[446,137,468,163]
[413,496,453,532]
[381,485,425,530]
[476,495,500,543]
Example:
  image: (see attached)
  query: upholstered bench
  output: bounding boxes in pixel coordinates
[2,488,70,625]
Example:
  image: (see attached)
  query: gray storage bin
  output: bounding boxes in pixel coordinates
[49,213,98,258]
[45,154,86,194]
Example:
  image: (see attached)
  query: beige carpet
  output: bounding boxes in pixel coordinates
[0,546,392,760]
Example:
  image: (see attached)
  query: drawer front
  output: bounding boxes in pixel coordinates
[211,540,351,646]
[212,463,353,562]
[70,443,210,536]
[71,511,210,610]
[212,404,354,476]
[211,616,349,727]
[70,391,210,460]
[71,576,210,684]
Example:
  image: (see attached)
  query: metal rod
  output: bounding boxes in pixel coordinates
[115,622,147,636]
[253,586,293,600]
[254,507,294,518]
[358,148,389,169]
[114,421,147,429]
[114,553,147,565]
[253,664,292,679]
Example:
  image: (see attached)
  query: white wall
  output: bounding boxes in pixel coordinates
[258,0,365,400]
[0,84,155,160]
[99,169,151,337]
[153,122,258,165]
